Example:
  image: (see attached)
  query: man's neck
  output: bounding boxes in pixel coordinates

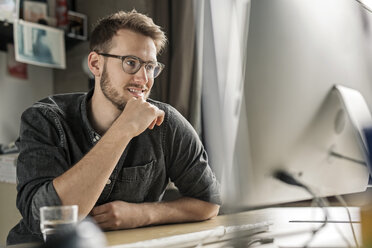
[88,90,121,136]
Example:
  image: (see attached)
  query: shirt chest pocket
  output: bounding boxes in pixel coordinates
[110,160,156,203]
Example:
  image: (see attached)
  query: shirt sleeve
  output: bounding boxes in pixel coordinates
[16,105,68,234]
[164,106,221,205]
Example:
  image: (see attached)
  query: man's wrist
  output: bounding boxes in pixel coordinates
[107,120,136,141]
[139,202,157,226]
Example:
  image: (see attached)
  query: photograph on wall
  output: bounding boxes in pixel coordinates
[23,0,47,23]
[23,0,57,26]
[0,0,19,23]
[7,43,28,79]
[13,19,66,69]
[67,10,87,40]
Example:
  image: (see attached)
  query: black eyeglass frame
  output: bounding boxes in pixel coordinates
[96,52,165,78]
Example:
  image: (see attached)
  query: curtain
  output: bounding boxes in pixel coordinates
[152,0,202,135]
[196,0,251,199]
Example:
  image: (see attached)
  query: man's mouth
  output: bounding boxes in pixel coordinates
[127,87,146,98]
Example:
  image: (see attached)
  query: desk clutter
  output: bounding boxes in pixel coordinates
[0,142,18,184]
[0,153,18,184]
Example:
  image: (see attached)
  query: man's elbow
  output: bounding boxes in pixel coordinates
[200,203,220,220]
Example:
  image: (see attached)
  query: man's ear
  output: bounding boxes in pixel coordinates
[87,52,102,77]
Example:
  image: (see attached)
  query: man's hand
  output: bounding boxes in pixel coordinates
[90,198,219,231]
[90,201,146,231]
[115,97,165,137]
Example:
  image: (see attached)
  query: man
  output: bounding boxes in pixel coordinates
[7,10,221,245]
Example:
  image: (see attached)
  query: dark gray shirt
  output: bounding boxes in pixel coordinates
[7,90,221,245]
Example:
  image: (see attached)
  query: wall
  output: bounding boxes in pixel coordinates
[0,51,54,145]
[53,0,153,94]
[0,51,53,246]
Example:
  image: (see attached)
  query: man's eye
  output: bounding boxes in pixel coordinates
[125,59,138,67]
[146,64,155,71]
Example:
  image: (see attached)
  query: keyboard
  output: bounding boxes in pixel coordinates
[108,221,272,248]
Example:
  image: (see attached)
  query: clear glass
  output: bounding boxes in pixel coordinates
[40,205,78,241]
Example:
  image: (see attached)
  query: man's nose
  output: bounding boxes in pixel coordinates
[133,65,148,84]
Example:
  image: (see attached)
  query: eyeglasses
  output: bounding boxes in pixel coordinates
[96,52,164,79]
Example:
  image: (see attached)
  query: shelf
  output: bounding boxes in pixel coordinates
[0,20,86,53]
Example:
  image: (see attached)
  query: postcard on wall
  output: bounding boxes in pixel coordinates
[14,19,66,69]
[7,43,28,79]
[0,0,19,23]
[23,0,47,23]
[67,10,87,40]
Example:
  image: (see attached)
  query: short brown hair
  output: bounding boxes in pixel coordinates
[90,10,167,54]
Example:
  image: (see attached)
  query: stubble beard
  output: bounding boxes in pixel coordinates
[100,63,127,111]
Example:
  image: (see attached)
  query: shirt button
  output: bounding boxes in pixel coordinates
[106,179,111,185]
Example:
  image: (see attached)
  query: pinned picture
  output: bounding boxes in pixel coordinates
[67,10,87,40]
[13,19,66,69]
[7,43,28,79]
[0,0,19,23]
[23,0,47,23]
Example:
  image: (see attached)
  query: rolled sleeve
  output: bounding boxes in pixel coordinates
[16,106,67,234]
[31,182,61,224]
[164,106,221,205]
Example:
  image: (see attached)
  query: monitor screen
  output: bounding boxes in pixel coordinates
[223,0,372,210]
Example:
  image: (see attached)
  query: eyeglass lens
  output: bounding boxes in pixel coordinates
[122,57,162,78]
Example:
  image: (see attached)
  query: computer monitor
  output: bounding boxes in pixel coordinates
[224,0,372,209]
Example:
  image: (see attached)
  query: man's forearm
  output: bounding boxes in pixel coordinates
[53,128,132,218]
[91,197,220,230]
[145,197,219,225]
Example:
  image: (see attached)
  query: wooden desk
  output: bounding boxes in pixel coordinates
[7,207,362,247]
[105,207,362,248]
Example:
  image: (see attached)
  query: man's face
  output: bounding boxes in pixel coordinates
[99,29,157,111]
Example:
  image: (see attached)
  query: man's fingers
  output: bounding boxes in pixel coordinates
[149,119,156,129]
[149,109,164,129]
[97,221,115,231]
[156,110,165,126]
[90,204,109,215]
[92,213,109,224]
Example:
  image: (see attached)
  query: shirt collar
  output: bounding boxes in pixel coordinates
[80,88,101,144]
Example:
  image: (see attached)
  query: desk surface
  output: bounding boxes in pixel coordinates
[105,207,362,247]
[8,207,362,248]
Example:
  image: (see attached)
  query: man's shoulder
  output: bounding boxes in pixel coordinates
[147,98,170,110]
[37,92,87,107]
[31,93,87,110]
[26,92,87,117]
[147,98,181,116]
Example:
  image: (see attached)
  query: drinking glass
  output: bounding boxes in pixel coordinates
[40,205,78,241]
